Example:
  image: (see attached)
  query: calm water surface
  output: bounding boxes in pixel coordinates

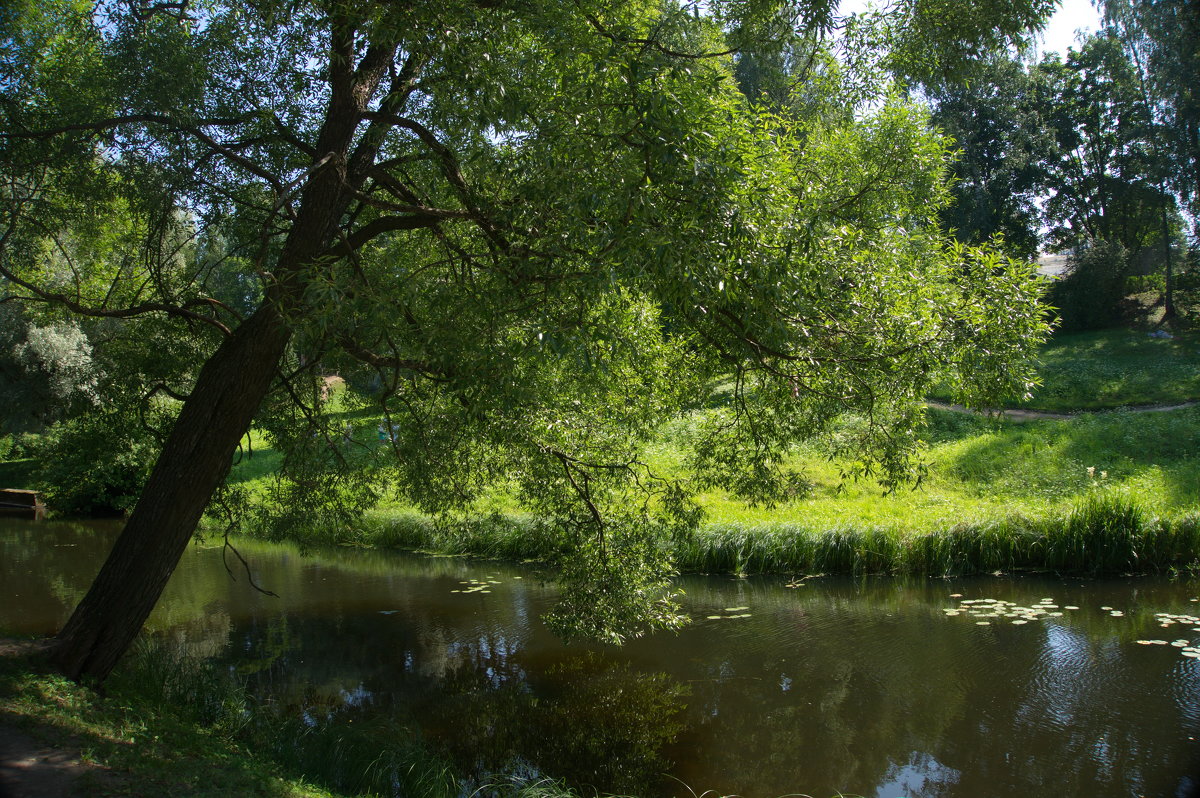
[3,518,1200,798]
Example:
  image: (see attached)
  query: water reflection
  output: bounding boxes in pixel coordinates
[3,519,1200,798]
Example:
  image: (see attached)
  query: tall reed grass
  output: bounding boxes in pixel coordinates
[675,495,1200,576]
[106,640,593,798]
[326,496,1200,579]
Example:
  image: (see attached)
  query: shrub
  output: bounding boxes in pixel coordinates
[32,407,161,516]
[1046,240,1133,332]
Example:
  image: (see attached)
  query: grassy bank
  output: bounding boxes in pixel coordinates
[0,642,592,798]
[7,328,1200,577]
[331,494,1200,578]
[232,405,1200,578]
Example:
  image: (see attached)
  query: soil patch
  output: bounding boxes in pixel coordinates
[0,640,121,798]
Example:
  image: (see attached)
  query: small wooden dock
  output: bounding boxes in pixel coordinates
[0,488,46,520]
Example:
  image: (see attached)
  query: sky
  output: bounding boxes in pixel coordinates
[837,0,1103,57]
[1037,0,1103,57]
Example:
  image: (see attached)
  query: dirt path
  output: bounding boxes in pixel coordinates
[925,399,1200,422]
[0,724,96,798]
[0,640,118,798]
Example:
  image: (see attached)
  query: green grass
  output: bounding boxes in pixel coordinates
[0,642,342,797]
[931,328,1200,412]
[0,640,598,798]
[300,406,1200,578]
[13,329,1200,576]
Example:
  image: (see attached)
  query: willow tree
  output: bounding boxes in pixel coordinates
[1,0,1051,683]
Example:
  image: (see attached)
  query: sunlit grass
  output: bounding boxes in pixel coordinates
[317,406,1200,577]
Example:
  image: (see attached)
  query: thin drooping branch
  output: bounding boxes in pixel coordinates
[0,261,234,335]
[555,451,608,559]
[359,112,508,248]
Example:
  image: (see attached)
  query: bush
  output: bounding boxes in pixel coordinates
[32,407,161,516]
[1046,240,1133,332]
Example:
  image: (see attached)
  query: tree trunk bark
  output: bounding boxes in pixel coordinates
[50,302,291,683]
[1162,202,1176,319]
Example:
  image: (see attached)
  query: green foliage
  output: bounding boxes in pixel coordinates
[670,498,1200,577]
[1102,0,1200,229]
[928,56,1056,260]
[0,0,1055,646]
[1040,33,1178,255]
[0,304,100,434]
[0,647,340,797]
[29,404,161,515]
[1046,239,1133,331]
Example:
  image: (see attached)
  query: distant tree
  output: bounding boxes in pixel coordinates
[926,56,1055,260]
[0,304,99,434]
[1039,33,1171,255]
[1102,0,1200,235]
[1035,31,1185,327]
[1102,0,1198,318]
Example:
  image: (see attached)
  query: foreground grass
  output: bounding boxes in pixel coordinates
[0,643,340,798]
[0,642,597,798]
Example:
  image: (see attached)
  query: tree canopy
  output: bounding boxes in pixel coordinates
[0,0,1052,682]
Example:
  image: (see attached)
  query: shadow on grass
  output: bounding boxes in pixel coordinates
[938,407,1200,510]
[0,458,37,489]
[0,645,310,798]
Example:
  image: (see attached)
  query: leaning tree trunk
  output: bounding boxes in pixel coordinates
[51,303,292,683]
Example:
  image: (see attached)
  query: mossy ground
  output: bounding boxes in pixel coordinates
[0,641,592,798]
[0,642,341,798]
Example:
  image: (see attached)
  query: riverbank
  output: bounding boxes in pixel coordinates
[0,640,337,797]
[7,329,1200,578]
[231,404,1200,578]
[0,640,590,798]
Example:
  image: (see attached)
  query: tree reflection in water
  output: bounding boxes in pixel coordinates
[6,521,1200,798]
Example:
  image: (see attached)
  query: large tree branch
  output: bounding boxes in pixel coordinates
[360,112,509,249]
[348,49,429,188]
[323,213,448,259]
[2,114,288,193]
[336,335,448,379]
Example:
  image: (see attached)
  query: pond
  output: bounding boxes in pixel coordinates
[3,518,1200,798]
